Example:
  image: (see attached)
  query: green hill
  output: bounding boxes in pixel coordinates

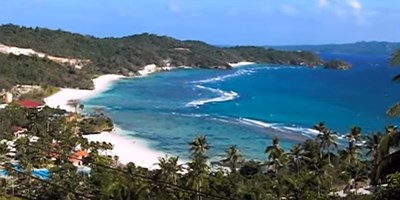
[0,24,322,74]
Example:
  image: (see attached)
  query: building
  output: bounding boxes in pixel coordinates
[69,150,88,166]
[15,99,44,109]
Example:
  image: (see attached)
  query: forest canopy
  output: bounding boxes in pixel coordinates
[0,24,322,76]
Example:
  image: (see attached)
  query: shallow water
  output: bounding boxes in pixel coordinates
[84,53,400,160]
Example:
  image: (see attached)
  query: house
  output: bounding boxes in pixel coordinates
[15,99,44,109]
[11,126,27,138]
[69,150,88,166]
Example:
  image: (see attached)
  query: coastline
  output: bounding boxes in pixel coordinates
[44,74,125,112]
[43,62,250,168]
[82,127,167,169]
[43,67,181,169]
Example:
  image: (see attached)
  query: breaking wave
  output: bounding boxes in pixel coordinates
[186,85,239,107]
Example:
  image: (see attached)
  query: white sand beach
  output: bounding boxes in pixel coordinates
[44,73,175,169]
[83,128,166,169]
[228,61,256,67]
[44,74,124,112]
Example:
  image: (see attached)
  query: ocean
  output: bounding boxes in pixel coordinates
[84,53,400,160]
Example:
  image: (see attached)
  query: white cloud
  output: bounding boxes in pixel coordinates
[347,0,362,11]
[318,0,329,8]
[168,1,179,13]
[282,5,297,16]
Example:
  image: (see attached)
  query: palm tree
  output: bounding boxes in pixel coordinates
[314,123,337,166]
[221,145,243,173]
[188,135,210,157]
[365,132,382,165]
[157,156,183,185]
[187,135,210,200]
[346,126,362,144]
[265,136,285,172]
[342,126,362,167]
[288,144,310,175]
[313,122,327,134]
[311,159,331,198]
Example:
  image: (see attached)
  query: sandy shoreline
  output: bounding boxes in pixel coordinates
[44,68,177,169]
[82,128,166,169]
[44,74,125,112]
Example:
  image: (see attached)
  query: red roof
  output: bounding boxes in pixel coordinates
[11,126,24,133]
[15,100,43,108]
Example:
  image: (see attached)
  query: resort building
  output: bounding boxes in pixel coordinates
[15,99,44,109]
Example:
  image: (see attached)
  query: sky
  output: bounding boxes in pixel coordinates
[0,0,399,45]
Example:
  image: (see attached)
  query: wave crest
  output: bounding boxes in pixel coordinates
[186,85,239,107]
[192,69,256,84]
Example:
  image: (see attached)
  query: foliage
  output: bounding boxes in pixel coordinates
[0,53,93,90]
[78,115,114,134]
[0,24,322,77]
[372,172,400,200]
[324,60,352,70]
[18,85,60,101]
[6,103,400,200]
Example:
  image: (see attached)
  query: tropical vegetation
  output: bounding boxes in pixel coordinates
[0,53,93,90]
[1,103,400,199]
[0,24,322,77]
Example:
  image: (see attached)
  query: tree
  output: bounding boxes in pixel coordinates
[265,136,285,173]
[314,122,337,166]
[288,144,310,175]
[365,132,382,183]
[221,145,244,173]
[157,156,183,185]
[188,135,210,157]
[187,135,210,200]
[373,172,400,200]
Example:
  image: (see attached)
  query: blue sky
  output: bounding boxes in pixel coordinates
[0,0,399,45]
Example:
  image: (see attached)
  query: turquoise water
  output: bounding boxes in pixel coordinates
[85,53,400,160]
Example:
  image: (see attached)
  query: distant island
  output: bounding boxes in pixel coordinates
[324,60,352,70]
[268,41,400,55]
[0,24,323,91]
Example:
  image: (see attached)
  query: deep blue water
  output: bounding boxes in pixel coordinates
[84,53,400,160]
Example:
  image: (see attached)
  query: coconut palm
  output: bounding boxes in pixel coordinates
[346,126,362,144]
[365,132,382,164]
[187,135,210,200]
[222,145,243,173]
[288,144,310,175]
[314,123,337,166]
[342,126,363,167]
[265,136,285,172]
[188,135,210,157]
[157,156,183,185]
[313,122,327,134]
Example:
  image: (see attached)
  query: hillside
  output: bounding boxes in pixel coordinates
[0,53,93,90]
[0,24,322,76]
[269,41,400,55]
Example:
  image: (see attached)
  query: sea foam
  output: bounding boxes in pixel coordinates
[186,85,239,107]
